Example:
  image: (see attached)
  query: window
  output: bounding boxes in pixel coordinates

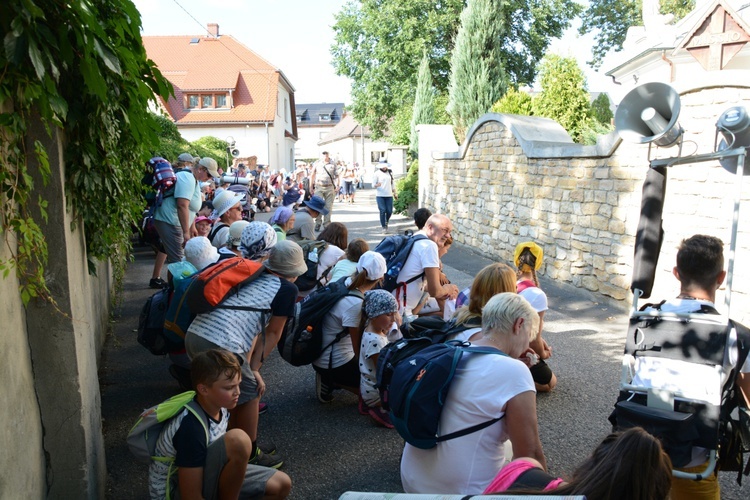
[319,113,331,121]
[216,94,227,108]
[187,95,199,108]
[202,95,213,108]
[371,151,385,163]
[186,93,229,110]
[284,98,289,122]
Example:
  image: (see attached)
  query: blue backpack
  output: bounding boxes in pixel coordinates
[374,234,428,292]
[380,339,507,449]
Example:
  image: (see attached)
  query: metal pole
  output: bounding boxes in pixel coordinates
[725,150,746,316]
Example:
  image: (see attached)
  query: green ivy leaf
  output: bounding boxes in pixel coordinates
[27,38,46,80]
[94,38,122,75]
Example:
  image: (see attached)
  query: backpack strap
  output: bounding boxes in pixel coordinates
[393,234,429,307]
[184,399,210,445]
[208,222,228,242]
[435,345,509,443]
[516,279,537,293]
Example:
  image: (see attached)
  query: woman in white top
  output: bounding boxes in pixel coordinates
[373,159,396,232]
[313,252,387,404]
[401,293,546,495]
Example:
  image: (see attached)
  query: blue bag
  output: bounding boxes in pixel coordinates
[383,340,507,449]
[374,234,427,293]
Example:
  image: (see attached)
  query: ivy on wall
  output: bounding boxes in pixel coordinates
[0,0,172,304]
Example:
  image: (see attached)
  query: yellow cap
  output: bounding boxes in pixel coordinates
[514,242,543,270]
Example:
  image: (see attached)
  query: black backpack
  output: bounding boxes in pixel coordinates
[137,288,174,355]
[278,279,363,366]
[400,315,482,340]
[294,240,331,292]
[374,234,428,292]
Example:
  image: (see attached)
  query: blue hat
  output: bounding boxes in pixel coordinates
[301,195,329,215]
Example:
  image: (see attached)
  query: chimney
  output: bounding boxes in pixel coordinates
[207,23,219,38]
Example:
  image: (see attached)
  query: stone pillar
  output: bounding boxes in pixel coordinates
[416,124,458,208]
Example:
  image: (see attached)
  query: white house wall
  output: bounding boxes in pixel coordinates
[270,84,296,171]
[296,126,336,159]
[177,125,272,169]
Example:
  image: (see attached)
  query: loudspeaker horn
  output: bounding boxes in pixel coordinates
[716,106,750,175]
[615,82,683,147]
[230,148,240,158]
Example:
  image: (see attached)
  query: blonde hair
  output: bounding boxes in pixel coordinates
[482,292,539,342]
[454,263,516,325]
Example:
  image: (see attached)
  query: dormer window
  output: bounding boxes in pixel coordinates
[185,92,230,110]
[319,113,331,121]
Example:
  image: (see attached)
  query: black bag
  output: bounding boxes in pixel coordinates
[278,279,363,366]
[294,240,330,292]
[137,288,173,355]
[400,316,481,340]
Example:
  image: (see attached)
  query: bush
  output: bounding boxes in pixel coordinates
[394,160,419,214]
[491,87,534,116]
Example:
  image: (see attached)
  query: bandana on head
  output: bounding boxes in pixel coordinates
[364,289,399,319]
[239,221,277,260]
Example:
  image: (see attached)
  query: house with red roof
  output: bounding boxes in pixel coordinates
[142,24,297,171]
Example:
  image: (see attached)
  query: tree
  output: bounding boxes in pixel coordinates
[331,0,581,136]
[579,0,693,68]
[533,54,591,143]
[410,51,435,155]
[389,102,413,146]
[491,87,534,116]
[590,93,613,125]
[447,0,508,142]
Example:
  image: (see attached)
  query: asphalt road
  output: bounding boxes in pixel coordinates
[100,188,747,499]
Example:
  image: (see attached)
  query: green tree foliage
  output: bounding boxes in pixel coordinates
[150,114,228,166]
[491,87,534,115]
[331,0,581,136]
[410,51,435,155]
[448,0,508,142]
[389,102,413,147]
[590,93,614,125]
[1,0,172,302]
[433,93,452,126]
[580,0,694,68]
[533,54,591,143]
[191,136,229,161]
[394,160,419,214]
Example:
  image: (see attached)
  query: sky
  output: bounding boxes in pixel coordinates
[133,0,612,105]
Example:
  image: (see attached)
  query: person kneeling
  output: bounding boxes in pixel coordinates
[148,349,291,500]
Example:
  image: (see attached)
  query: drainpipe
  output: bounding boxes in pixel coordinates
[265,122,270,167]
[661,50,676,82]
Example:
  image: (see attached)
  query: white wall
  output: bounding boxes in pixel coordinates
[178,125,271,168]
[296,126,335,159]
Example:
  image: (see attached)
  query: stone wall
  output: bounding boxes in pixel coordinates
[420,85,750,323]
[0,119,111,498]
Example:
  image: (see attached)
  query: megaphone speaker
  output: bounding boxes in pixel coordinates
[615,82,683,147]
[231,149,240,158]
[717,106,750,175]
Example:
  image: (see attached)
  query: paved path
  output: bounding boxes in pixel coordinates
[100,188,747,499]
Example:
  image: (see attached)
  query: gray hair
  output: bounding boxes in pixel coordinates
[482,292,539,341]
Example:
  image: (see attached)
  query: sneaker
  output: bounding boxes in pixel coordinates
[256,437,277,455]
[357,397,369,416]
[249,448,284,469]
[368,406,394,429]
[259,401,269,415]
[149,277,167,289]
[315,372,334,403]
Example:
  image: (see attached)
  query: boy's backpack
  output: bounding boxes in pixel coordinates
[278,278,364,366]
[138,288,177,355]
[294,240,330,292]
[378,339,508,449]
[127,391,209,464]
[185,257,266,314]
[207,221,228,243]
[374,234,428,293]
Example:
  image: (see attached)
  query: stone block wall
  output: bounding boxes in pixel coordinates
[421,85,750,323]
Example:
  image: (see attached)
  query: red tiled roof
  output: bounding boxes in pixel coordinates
[142,35,283,124]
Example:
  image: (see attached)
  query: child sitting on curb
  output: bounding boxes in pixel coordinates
[148,349,291,500]
[358,290,401,429]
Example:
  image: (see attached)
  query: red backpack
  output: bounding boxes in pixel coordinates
[185,257,266,314]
